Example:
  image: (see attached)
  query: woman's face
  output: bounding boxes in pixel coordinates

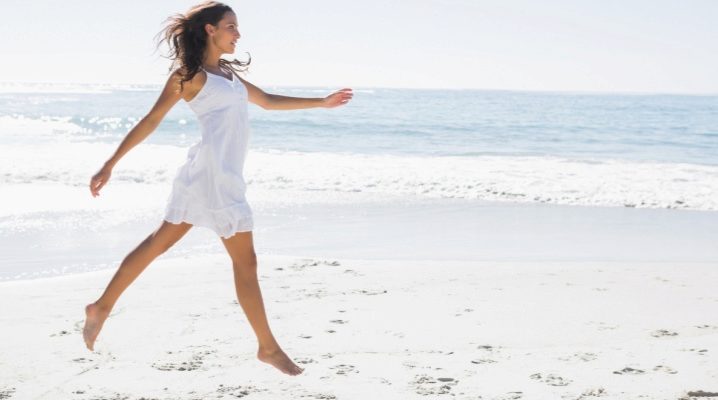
[208,11,241,54]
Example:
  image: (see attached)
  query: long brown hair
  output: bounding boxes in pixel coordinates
[154,1,251,92]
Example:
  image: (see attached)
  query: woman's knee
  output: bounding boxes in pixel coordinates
[232,252,258,274]
[147,222,190,255]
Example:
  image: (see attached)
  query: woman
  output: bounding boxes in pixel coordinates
[82,1,353,376]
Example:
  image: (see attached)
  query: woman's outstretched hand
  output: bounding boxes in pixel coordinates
[322,88,353,108]
[90,165,112,197]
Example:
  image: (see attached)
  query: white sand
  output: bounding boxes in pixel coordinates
[1,252,717,399]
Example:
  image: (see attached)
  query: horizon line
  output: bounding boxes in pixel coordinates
[1,80,717,97]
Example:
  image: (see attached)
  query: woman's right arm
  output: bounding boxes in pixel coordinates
[90,70,187,197]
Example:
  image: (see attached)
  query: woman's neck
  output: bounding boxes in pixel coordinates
[202,50,222,70]
[203,60,220,68]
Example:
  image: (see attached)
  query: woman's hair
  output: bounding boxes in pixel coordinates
[155,1,251,92]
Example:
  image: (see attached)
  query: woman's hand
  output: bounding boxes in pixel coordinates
[90,165,112,197]
[322,88,353,108]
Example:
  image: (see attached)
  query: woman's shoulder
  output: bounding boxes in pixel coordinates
[169,67,207,101]
[170,66,206,82]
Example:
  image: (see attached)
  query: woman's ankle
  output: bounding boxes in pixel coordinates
[88,301,112,314]
[258,340,282,353]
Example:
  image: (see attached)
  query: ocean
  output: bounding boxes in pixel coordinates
[1,82,717,280]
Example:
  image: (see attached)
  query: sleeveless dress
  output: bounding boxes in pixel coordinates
[163,67,253,238]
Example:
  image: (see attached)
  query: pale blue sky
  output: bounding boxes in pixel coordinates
[1,0,717,93]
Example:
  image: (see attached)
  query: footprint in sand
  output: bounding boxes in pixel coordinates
[330,364,358,375]
[289,259,341,271]
[529,372,572,386]
[304,288,329,299]
[471,358,497,364]
[493,392,523,400]
[50,330,71,337]
[683,348,709,356]
[0,387,15,400]
[288,261,312,271]
[295,357,317,365]
[680,390,718,399]
[403,360,418,369]
[355,289,387,296]
[653,365,678,374]
[557,352,598,362]
[294,391,337,400]
[651,329,679,338]
[87,392,131,399]
[377,377,392,385]
[152,348,215,372]
[469,344,501,364]
[330,319,347,324]
[216,384,267,398]
[455,308,475,316]
[411,374,458,396]
[612,367,645,375]
[576,387,607,398]
[695,325,718,330]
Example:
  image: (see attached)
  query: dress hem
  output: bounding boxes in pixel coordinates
[164,205,254,239]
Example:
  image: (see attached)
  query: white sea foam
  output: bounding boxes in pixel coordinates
[1,135,716,212]
[0,115,87,139]
[2,114,716,211]
[246,151,718,210]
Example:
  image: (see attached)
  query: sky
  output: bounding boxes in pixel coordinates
[1,0,717,93]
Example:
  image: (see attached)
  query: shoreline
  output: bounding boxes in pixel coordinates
[2,196,718,282]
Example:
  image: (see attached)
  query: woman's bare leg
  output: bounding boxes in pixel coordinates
[83,220,193,351]
[220,231,303,376]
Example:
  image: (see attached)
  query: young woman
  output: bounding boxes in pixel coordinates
[82,1,352,376]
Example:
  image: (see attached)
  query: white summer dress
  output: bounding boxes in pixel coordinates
[163,66,253,238]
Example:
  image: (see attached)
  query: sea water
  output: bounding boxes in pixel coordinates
[1,82,717,279]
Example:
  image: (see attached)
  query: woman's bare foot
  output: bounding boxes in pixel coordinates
[83,303,111,351]
[257,347,304,376]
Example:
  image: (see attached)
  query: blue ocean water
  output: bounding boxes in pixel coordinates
[1,85,716,165]
[0,82,717,215]
[1,83,717,281]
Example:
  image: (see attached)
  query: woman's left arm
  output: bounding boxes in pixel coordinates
[238,76,353,110]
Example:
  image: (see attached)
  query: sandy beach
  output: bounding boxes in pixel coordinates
[2,238,717,399]
[2,83,717,400]
[2,1,718,397]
